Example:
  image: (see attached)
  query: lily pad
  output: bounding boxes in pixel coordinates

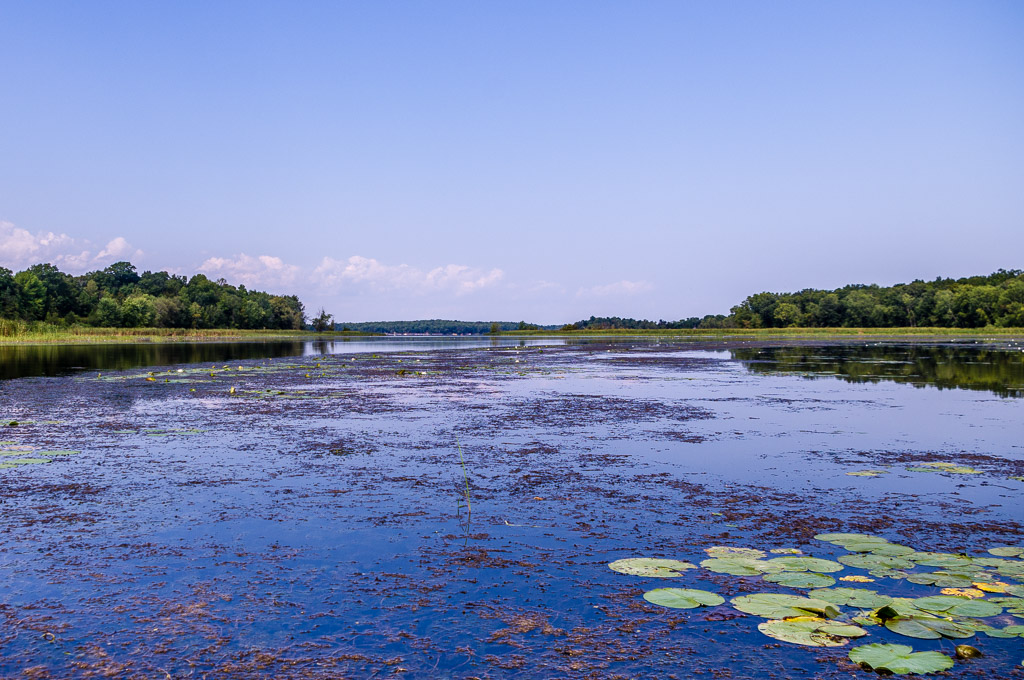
[731,593,840,619]
[808,587,894,609]
[885,616,977,640]
[643,588,725,609]
[849,643,954,675]
[2,457,52,465]
[909,552,974,568]
[766,556,844,573]
[757,616,866,647]
[846,470,887,477]
[815,533,889,545]
[913,595,1001,618]
[608,558,696,577]
[704,546,766,559]
[988,546,1024,558]
[978,624,1024,638]
[701,557,784,576]
[763,572,836,589]
[847,542,916,557]
[838,553,915,571]
[907,571,979,588]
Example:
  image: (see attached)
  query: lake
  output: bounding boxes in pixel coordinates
[1,336,1022,678]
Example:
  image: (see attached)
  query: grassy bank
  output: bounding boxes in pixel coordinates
[0,320,378,345]
[497,326,1024,338]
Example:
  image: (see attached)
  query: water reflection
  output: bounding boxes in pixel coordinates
[0,336,569,380]
[731,344,1024,398]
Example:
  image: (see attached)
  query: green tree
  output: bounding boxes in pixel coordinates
[311,308,333,332]
[121,293,157,327]
[94,297,122,327]
[14,271,46,320]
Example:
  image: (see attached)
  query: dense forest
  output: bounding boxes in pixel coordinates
[0,261,304,329]
[332,319,557,334]
[567,270,1024,330]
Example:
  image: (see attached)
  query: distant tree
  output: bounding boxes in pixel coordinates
[312,308,333,332]
[489,322,500,334]
[93,297,122,327]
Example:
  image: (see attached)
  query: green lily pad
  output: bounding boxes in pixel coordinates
[988,596,1024,613]
[763,572,836,589]
[2,457,52,465]
[838,553,915,571]
[766,556,844,573]
[701,557,784,576]
[731,593,840,619]
[816,533,889,546]
[846,470,887,477]
[846,542,916,557]
[704,546,766,559]
[909,552,974,568]
[608,558,696,577]
[808,587,895,609]
[643,588,725,609]
[978,624,1024,638]
[757,616,866,647]
[988,546,1024,558]
[913,595,1001,618]
[907,571,979,588]
[885,616,977,639]
[849,643,954,675]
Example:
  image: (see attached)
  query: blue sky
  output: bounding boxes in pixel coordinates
[2,1,1022,323]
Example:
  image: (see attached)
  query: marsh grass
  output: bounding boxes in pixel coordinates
[500,326,1024,338]
[0,320,375,345]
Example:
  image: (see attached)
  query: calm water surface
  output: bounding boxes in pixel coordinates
[0,337,1021,678]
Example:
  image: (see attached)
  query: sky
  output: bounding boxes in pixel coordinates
[1,1,1022,324]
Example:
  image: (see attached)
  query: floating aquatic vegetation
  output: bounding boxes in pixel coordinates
[847,542,916,556]
[884,615,977,640]
[0,457,53,466]
[908,551,975,568]
[705,546,765,559]
[913,595,1002,618]
[642,588,724,609]
[731,593,840,619]
[766,556,843,573]
[941,587,985,598]
[978,624,1024,638]
[808,587,894,609]
[608,558,696,577]
[701,556,784,576]
[906,571,986,588]
[907,461,982,474]
[838,553,916,571]
[815,532,890,545]
[840,575,875,583]
[848,643,954,675]
[846,469,887,477]
[757,617,866,647]
[989,546,1024,558]
[763,572,836,589]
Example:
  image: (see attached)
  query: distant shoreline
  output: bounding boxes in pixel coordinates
[0,327,381,346]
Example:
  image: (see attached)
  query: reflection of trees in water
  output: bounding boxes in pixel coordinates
[731,345,1024,398]
[0,342,306,380]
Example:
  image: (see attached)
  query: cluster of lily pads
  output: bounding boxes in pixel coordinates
[0,441,80,469]
[608,533,1024,674]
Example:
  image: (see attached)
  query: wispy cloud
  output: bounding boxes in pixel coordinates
[576,279,654,298]
[0,220,142,273]
[199,253,301,289]
[313,255,504,295]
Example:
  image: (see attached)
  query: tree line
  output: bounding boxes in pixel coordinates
[567,270,1024,330]
[0,261,305,329]
[332,319,557,334]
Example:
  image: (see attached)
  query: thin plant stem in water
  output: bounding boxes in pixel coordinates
[455,435,472,530]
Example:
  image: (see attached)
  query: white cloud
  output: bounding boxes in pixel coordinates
[199,253,301,289]
[313,255,504,295]
[0,220,141,273]
[576,280,655,298]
